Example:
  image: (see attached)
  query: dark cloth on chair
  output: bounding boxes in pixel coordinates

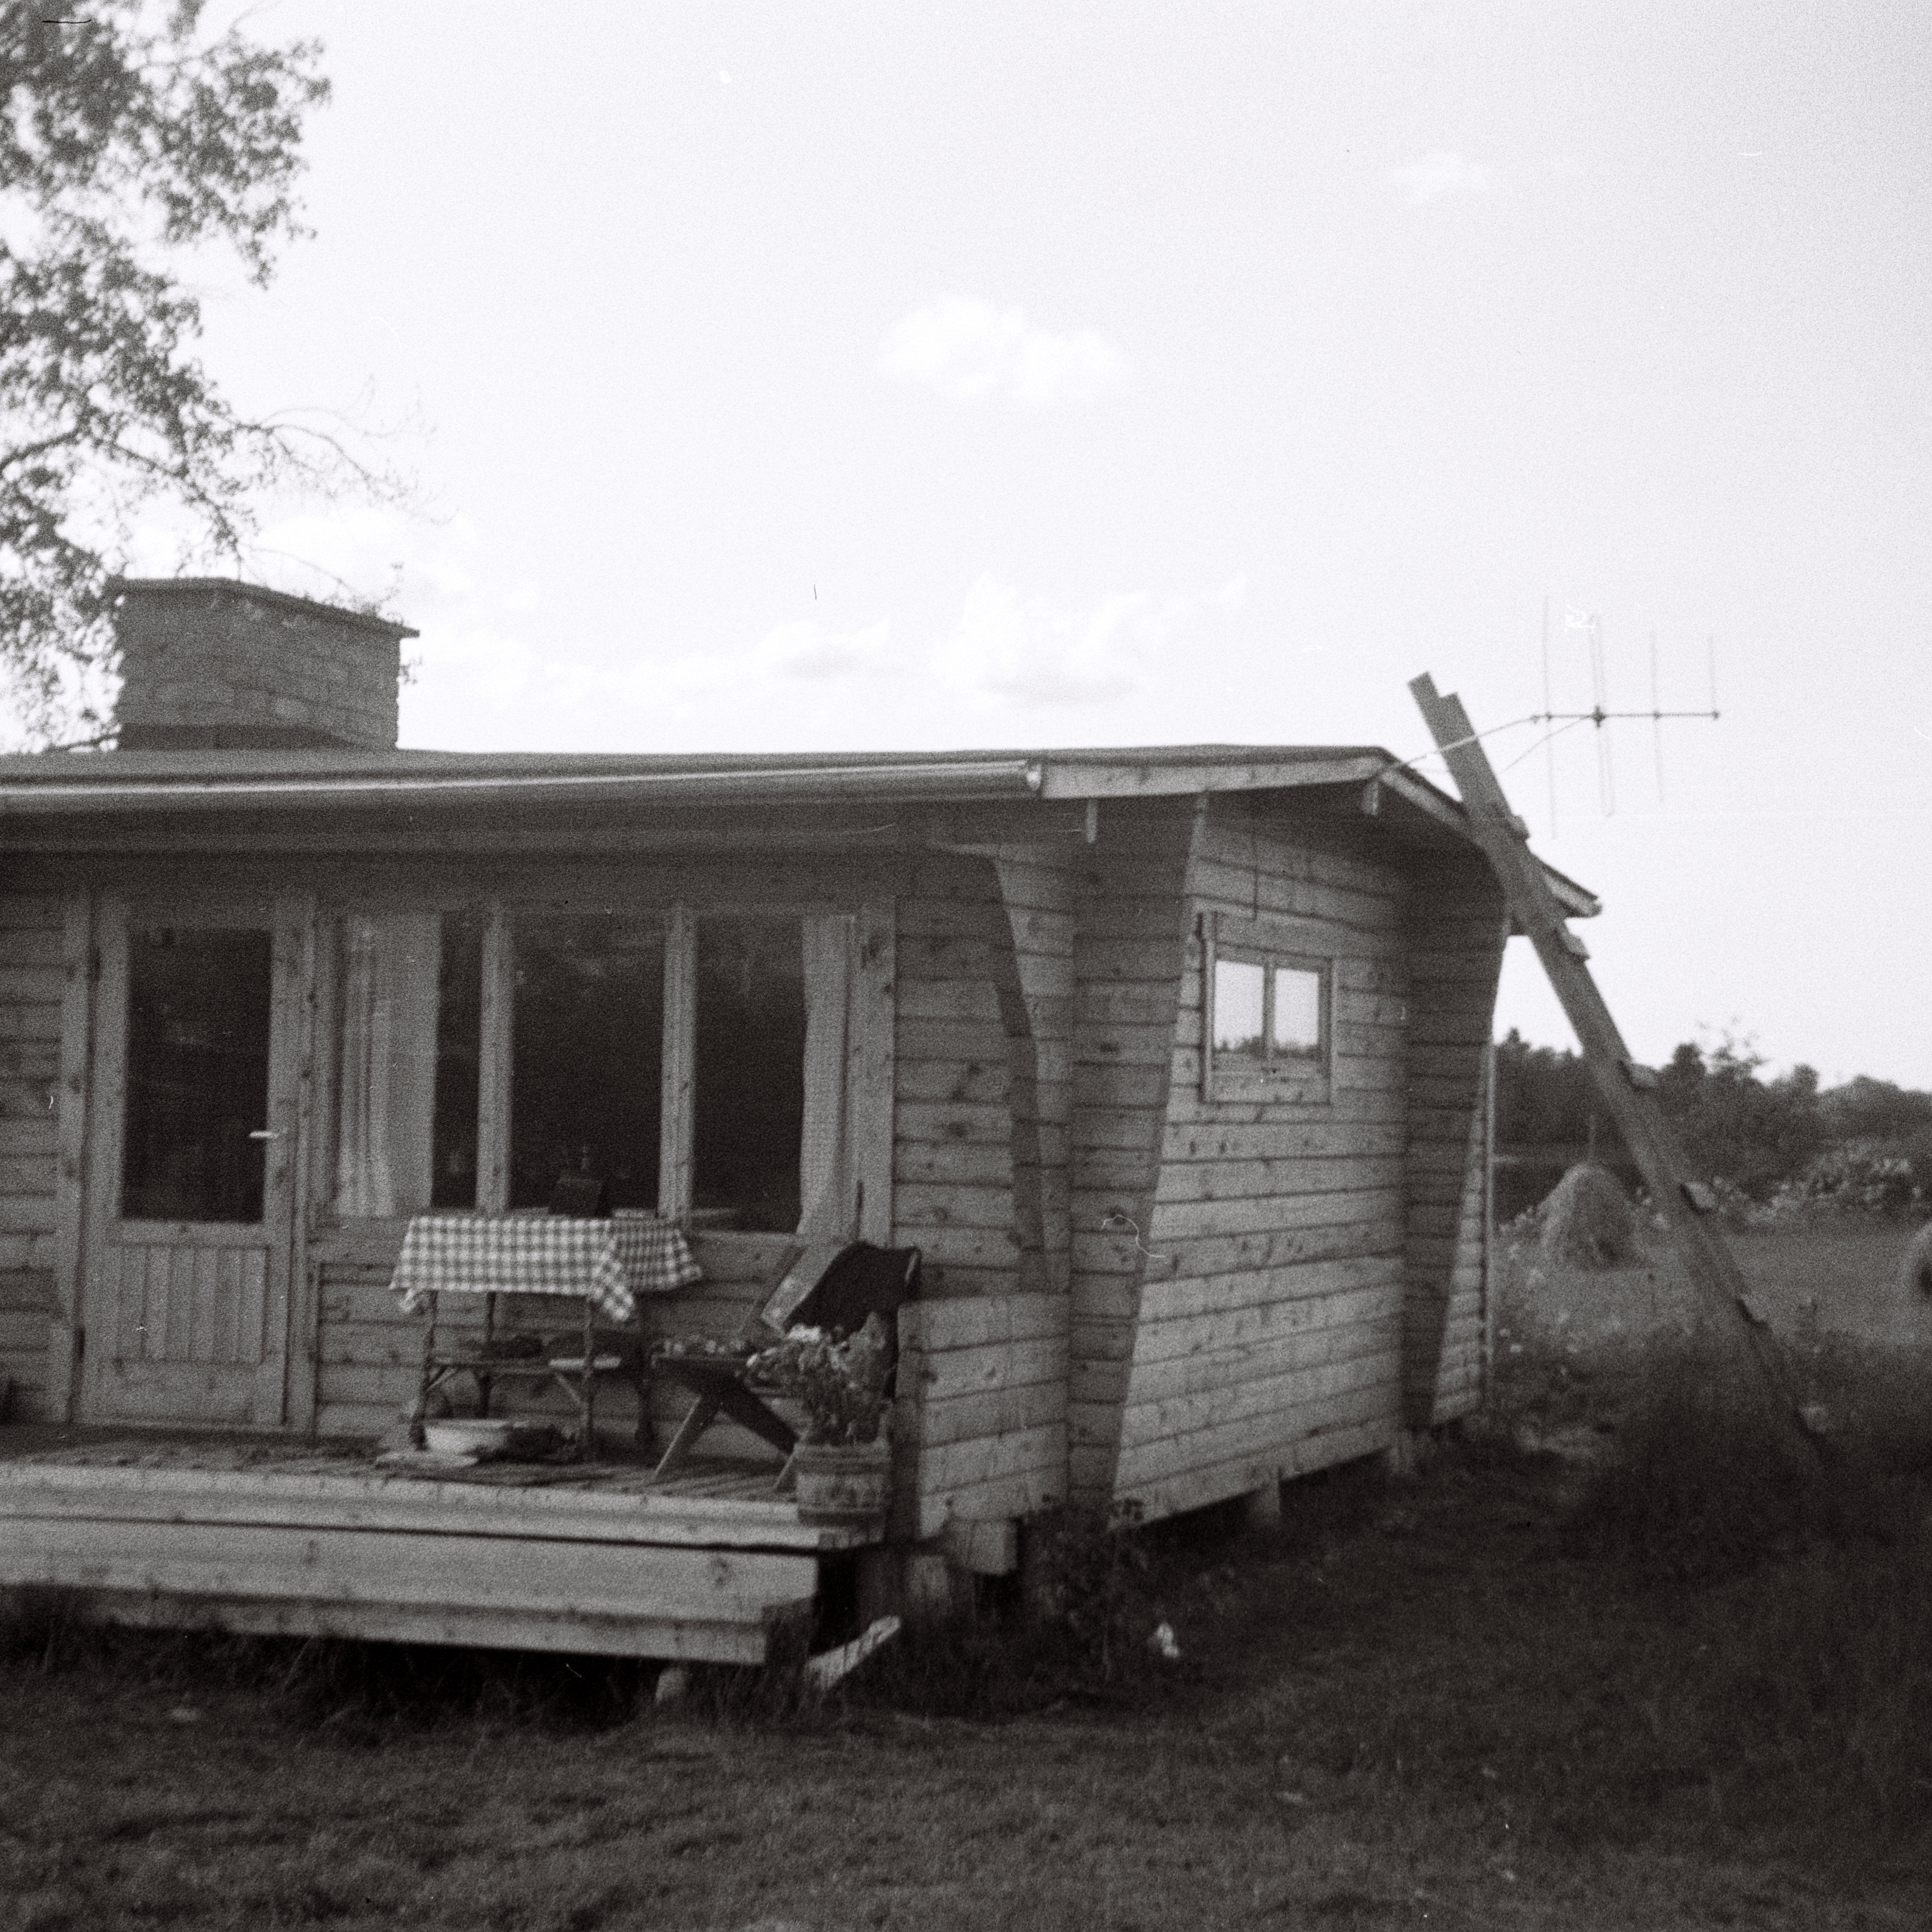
[788,1243,921,1372]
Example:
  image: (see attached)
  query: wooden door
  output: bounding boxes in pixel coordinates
[79,897,309,1427]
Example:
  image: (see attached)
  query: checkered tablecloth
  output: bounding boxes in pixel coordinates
[391,1214,704,1319]
[390,1218,621,1321]
[610,1210,704,1296]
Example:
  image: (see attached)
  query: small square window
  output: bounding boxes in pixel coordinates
[1202,915,1331,1101]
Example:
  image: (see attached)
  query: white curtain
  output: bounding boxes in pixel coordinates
[797,913,855,1236]
[335,913,441,1217]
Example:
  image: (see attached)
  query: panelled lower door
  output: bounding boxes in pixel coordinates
[80,897,307,1427]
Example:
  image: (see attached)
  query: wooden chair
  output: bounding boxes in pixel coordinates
[650,1241,922,1481]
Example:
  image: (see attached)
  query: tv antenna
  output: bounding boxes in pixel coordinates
[1527,599,1720,831]
[1383,610,1721,832]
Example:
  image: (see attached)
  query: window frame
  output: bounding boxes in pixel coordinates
[1200,911,1333,1104]
[314,892,892,1238]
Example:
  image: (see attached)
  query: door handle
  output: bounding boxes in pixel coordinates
[248,1130,281,1141]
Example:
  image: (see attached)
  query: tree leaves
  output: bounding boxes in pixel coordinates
[0,2,357,743]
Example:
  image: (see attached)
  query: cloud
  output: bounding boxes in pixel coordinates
[932,574,1211,708]
[751,615,893,680]
[663,614,895,699]
[880,296,1130,406]
[1387,150,1495,206]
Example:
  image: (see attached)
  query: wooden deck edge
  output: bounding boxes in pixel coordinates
[11,1587,786,1664]
[0,1476,869,1553]
[0,1519,820,1665]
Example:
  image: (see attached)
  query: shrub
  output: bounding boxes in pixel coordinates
[1563,1353,1813,1581]
[1788,1139,1927,1219]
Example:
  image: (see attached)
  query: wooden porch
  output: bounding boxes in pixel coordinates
[0,1430,874,1664]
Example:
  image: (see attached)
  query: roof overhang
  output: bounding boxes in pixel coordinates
[0,742,1598,916]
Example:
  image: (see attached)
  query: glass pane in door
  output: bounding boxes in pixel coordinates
[122,927,273,1222]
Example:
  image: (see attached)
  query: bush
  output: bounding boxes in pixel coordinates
[1563,1356,1813,1581]
[1786,1139,1928,1219]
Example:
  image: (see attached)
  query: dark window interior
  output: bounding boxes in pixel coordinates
[694,915,805,1232]
[122,926,272,1223]
[509,914,664,1210]
[430,912,483,1209]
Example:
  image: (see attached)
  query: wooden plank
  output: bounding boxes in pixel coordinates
[1122,1316,1398,1408]
[854,897,896,1244]
[904,1377,1065,1448]
[1133,1275,1401,1358]
[913,1420,1064,1495]
[893,1059,1009,1105]
[915,1462,1063,1540]
[476,901,513,1215]
[0,1467,864,1550]
[1118,1413,1394,1517]
[1120,1343,1396,1446]
[907,1335,1068,1404]
[289,895,325,1432]
[898,1292,1063,1353]
[1145,1185,1404,1243]
[1115,1378,1397,1487]
[1149,1153,1405,1202]
[0,1517,817,1661]
[41,888,89,1422]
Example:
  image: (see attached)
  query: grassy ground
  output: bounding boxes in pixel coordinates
[4,1217,1931,1932]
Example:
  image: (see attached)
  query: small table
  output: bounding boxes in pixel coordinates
[391,1213,702,1458]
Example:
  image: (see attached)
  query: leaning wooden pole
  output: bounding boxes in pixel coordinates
[1408,673,1818,1470]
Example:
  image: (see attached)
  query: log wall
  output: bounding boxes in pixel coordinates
[1111,808,1414,1518]
[893,1292,1067,1541]
[888,857,1021,1299]
[0,893,65,1421]
[1065,809,1198,1508]
[1401,855,1507,1425]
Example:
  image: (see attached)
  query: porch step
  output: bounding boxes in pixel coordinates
[0,1467,824,1663]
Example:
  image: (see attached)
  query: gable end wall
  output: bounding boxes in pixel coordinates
[1112,812,1412,1520]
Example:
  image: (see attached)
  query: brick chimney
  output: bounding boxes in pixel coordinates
[110,578,419,751]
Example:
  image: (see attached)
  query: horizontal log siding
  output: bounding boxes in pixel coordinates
[1401,861,1507,1425]
[311,1224,805,1456]
[1065,809,1198,1508]
[893,1293,1067,1540]
[889,860,1019,1297]
[1113,814,1410,1518]
[0,895,65,1419]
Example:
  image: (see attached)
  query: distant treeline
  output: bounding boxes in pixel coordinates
[1493,1029,1932,1216]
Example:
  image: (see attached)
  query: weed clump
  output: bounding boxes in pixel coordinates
[1562,1357,1811,1581]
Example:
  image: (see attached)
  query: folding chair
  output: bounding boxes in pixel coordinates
[650,1241,921,1480]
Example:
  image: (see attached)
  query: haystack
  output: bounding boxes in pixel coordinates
[1536,1161,1638,1270]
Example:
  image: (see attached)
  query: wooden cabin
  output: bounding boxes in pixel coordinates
[0,580,1596,1658]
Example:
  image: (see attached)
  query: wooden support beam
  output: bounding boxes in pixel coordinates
[1408,673,1817,1468]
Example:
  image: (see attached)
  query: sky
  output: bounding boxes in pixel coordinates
[102,2,1932,1088]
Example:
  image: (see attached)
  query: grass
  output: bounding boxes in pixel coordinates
[4,1219,1932,1930]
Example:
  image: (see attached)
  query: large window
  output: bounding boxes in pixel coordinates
[326,902,859,1234]
[1201,912,1331,1102]
[509,914,664,1210]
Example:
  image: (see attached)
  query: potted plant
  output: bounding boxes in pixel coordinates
[747,1314,895,1529]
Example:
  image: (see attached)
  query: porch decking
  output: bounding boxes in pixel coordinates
[0,1432,871,1663]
